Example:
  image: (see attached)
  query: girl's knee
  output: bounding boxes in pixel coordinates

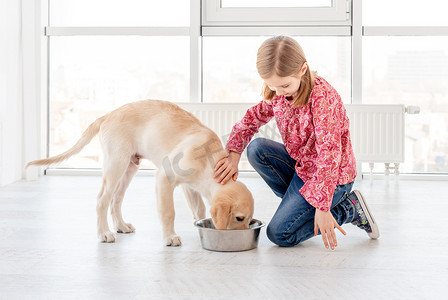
[247,138,268,165]
[266,222,295,247]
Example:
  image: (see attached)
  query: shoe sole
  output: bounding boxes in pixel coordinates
[353,190,380,239]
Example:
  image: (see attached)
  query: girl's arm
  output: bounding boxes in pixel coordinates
[305,89,348,249]
[226,100,274,154]
[214,100,274,184]
[301,89,345,211]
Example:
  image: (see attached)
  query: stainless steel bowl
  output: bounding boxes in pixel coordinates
[194,218,265,252]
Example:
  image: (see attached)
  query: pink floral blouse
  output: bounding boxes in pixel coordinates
[226,76,357,211]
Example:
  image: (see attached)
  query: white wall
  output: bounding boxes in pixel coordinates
[0,0,43,186]
[0,0,24,186]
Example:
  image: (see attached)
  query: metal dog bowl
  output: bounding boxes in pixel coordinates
[194,218,265,252]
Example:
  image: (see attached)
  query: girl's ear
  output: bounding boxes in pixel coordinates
[300,62,308,76]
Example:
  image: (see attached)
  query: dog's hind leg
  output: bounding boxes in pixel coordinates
[182,185,206,221]
[97,157,130,243]
[111,157,140,234]
[156,170,181,246]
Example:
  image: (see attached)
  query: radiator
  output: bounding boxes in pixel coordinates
[178,103,411,176]
[177,103,281,144]
[347,104,405,176]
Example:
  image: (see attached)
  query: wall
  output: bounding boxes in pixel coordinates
[0,0,42,186]
[0,0,24,186]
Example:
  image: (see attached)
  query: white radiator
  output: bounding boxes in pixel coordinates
[347,104,407,176]
[178,103,411,175]
[177,103,281,145]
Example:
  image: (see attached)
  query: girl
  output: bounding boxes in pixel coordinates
[214,36,379,250]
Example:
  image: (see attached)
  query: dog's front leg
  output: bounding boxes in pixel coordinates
[156,170,182,246]
[182,185,206,221]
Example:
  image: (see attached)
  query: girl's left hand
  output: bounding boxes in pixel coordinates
[213,151,241,184]
[314,209,346,250]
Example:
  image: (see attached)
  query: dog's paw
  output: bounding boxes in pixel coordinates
[116,223,136,233]
[165,235,182,247]
[99,231,116,243]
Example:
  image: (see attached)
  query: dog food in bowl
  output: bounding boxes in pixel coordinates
[194,218,265,252]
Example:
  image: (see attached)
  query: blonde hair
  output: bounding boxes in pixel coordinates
[256,36,314,107]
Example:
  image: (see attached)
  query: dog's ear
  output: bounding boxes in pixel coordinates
[210,201,232,230]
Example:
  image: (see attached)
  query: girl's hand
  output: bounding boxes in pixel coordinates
[314,209,346,250]
[214,152,241,184]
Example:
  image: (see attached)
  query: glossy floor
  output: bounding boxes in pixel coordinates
[0,175,446,299]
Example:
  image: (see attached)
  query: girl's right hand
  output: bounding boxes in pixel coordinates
[214,151,241,184]
[314,209,346,250]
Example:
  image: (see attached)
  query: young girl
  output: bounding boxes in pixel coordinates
[214,36,379,250]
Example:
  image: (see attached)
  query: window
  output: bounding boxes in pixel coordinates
[203,36,351,103]
[50,0,190,26]
[362,1,448,174]
[362,37,448,174]
[221,0,332,8]
[47,1,191,169]
[203,0,349,25]
[363,0,448,26]
[49,36,189,168]
[44,0,448,175]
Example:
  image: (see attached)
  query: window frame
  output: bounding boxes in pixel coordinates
[34,0,448,177]
[202,0,350,26]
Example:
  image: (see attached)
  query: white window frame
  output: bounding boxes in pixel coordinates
[202,0,350,26]
[28,0,448,178]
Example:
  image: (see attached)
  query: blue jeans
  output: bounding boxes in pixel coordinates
[247,138,356,247]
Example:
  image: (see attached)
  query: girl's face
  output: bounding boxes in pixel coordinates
[264,62,308,98]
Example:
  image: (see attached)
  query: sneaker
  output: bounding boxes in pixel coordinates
[348,190,380,239]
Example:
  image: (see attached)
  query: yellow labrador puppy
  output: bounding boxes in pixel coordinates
[26,100,254,245]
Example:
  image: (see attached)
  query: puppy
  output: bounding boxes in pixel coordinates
[26,100,254,245]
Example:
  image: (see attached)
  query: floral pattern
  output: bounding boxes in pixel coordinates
[226,76,357,211]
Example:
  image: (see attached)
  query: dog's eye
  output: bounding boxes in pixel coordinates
[236,216,245,222]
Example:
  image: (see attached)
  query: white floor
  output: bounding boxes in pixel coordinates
[0,174,447,299]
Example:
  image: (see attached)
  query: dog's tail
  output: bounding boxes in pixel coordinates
[25,115,107,169]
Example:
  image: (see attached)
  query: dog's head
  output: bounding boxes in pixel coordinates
[210,181,254,230]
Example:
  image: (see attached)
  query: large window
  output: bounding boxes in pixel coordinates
[48,1,191,168]
[362,1,448,174]
[45,0,448,175]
